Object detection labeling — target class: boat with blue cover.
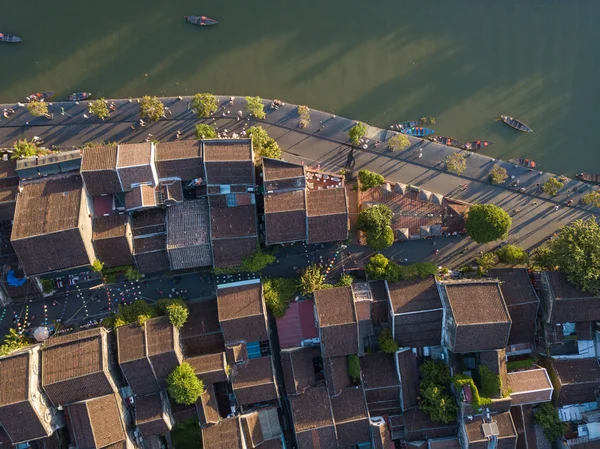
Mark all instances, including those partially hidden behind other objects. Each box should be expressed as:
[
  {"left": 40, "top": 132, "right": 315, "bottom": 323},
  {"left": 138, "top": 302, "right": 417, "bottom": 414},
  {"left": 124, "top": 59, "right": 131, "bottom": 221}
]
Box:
[{"left": 401, "top": 127, "right": 435, "bottom": 137}]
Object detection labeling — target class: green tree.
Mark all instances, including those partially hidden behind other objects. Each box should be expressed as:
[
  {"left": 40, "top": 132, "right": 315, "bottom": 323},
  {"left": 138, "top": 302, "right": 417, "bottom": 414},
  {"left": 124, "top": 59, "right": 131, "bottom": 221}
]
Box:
[
  {"left": 92, "top": 259, "right": 104, "bottom": 273},
  {"left": 368, "top": 226, "right": 394, "bottom": 251},
  {"left": 533, "top": 218, "right": 600, "bottom": 294},
  {"left": 335, "top": 274, "right": 353, "bottom": 287},
  {"left": 465, "top": 204, "right": 512, "bottom": 244},
  {"left": 543, "top": 177, "right": 563, "bottom": 196},
  {"left": 195, "top": 123, "right": 217, "bottom": 139},
  {"left": 349, "top": 122, "right": 367, "bottom": 145},
  {"left": 11, "top": 139, "right": 39, "bottom": 159},
  {"left": 246, "top": 126, "right": 281, "bottom": 160},
  {"left": 387, "top": 133, "right": 410, "bottom": 151},
  {"left": 139, "top": 96, "right": 164, "bottom": 122},
  {"left": 581, "top": 190, "right": 600, "bottom": 208},
  {"left": 297, "top": 105, "right": 311, "bottom": 128},
  {"left": 489, "top": 164, "right": 508, "bottom": 184},
  {"left": 419, "top": 360, "right": 456, "bottom": 423},
  {"left": 478, "top": 365, "right": 501, "bottom": 398},
  {"left": 240, "top": 248, "right": 276, "bottom": 272},
  {"left": 27, "top": 101, "right": 48, "bottom": 117},
  {"left": 125, "top": 266, "right": 142, "bottom": 281},
  {"left": 377, "top": 329, "right": 398, "bottom": 353},
  {"left": 191, "top": 93, "right": 218, "bottom": 118},
  {"left": 357, "top": 205, "right": 393, "bottom": 234},
  {"left": 263, "top": 278, "right": 297, "bottom": 318},
  {"left": 299, "top": 264, "right": 325, "bottom": 295},
  {"left": 167, "top": 362, "right": 205, "bottom": 405},
  {"left": 366, "top": 254, "right": 391, "bottom": 280},
  {"left": 89, "top": 98, "right": 109, "bottom": 120},
  {"left": 358, "top": 169, "right": 385, "bottom": 191},
  {"left": 445, "top": 152, "right": 467, "bottom": 175},
  {"left": 166, "top": 304, "right": 189, "bottom": 329},
  {"left": 534, "top": 403, "right": 564, "bottom": 442},
  {"left": 348, "top": 355, "right": 361, "bottom": 382},
  {"left": 476, "top": 252, "right": 499, "bottom": 272},
  {"left": 496, "top": 245, "right": 528, "bottom": 264},
  {"left": 0, "top": 329, "right": 30, "bottom": 356},
  {"left": 245, "top": 96, "right": 266, "bottom": 119}
]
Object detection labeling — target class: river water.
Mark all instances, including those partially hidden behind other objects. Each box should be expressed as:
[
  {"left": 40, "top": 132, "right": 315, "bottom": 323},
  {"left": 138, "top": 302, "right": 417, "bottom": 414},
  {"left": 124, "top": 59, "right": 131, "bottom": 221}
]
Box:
[{"left": 2, "top": 0, "right": 599, "bottom": 174}]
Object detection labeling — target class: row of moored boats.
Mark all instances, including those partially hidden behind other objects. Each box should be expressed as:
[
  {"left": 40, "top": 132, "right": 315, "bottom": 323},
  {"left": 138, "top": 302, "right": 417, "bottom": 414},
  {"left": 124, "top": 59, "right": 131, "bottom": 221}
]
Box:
[{"left": 25, "top": 91, "right": 92, "bottom": 103}]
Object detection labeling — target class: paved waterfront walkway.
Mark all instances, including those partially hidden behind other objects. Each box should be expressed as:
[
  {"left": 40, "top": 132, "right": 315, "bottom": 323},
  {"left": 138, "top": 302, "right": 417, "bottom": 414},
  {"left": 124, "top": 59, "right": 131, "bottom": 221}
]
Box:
[{"left": 0, "top": 95, "right": 599, "bottom": 266}]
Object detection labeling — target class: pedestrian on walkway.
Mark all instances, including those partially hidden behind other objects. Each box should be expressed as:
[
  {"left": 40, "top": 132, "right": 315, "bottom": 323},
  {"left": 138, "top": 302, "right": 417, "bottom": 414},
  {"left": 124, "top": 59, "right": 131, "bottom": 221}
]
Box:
[
  {"left": 139, "top": 119, "right": 145, "bottom": 127},
  {"left": 176, "top": 130, "right": 182, "bottom": 139},
  {"left": 164, "top": 106, "right": 172, "bottom": 115}
]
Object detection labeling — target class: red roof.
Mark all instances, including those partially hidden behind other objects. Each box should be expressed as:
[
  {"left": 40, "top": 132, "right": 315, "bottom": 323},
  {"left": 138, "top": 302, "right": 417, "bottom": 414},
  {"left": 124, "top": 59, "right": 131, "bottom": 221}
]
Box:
[
  {"left": 276, "top": 300, "right": 318, "bottom": 349},
  {"left": 93, "top": 195, "right": 113, "bottom": 216}
]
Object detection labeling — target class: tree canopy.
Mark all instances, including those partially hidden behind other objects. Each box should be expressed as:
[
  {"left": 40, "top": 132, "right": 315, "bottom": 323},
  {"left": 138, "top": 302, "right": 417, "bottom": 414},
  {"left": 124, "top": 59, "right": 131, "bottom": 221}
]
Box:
[
  {"left": 89, "top": 98, "right": 109, "bottom": 120},
  {"left": 366, "top": 254, "right": 437, "bottom": 283},
  {"left": 247, "top": 126, "right": 281, "bottom": 160},
  {"left": 358, "top": 169, "right": 384, "bottom": 191},
  {"left": 11, "top": 139, "right": 39, "bottom": 159},
  {"left": 263, "top": 277, "right": 297, "bottom": 318},
  {"left": 465, "top": 204, "right": 512, "bottom": 244},
  {"left": 543, "top": 177, "right": 563, "bottom": 196},
  {"left": 581, "top": 190, "right": 600, "bottom": 208},
  {"left": 191, "top": 93, "right": 218, "bottom": 118},
  {"left": 299, "top": 264, "right": 327, "bottom": 295},
  {"left": 496, "top": 244, "right": 528, "bottom": 264},
  {"left": 92, "top": 259, "right": 104, "bottom": 273},
  {"left": 240, "top": 248, "right": 276, "bottom": 272},
  {"left": 476, "top": 252, "right": 499, "bottom": 272},
  {"left": 387, "top": 134, "right": 410, "bottom": 151},
  {"left": 534, "top": 403, "right": 564, "bottom": 442},
  {"left": 245, "top": 96, "right": 266, "bottom": 119},
  {"left": 27, "top": 101, "right": 48, "bottom": 117},
  {"left": 357, "top": 205, "right": 394, "bottom": 251},
  {"left": 445, "top": 152, "right": 467, "bottom": 175},
  {"left": 489, "top": 164, "right": 508, "bottom": 184},
  {"left": 348, "top": 355, "right": 361, "bottom": 382},
  {"left": 166, "top": 304, "right": 189, "bottom": 328},
  {"left": 139, "top": 96, "right": 164, "bottom": 121},
  {"left": 419, "top": 360, "right": 456, "bottom": 423},
  {"left": 349, "top": 122, "right": 367, "bottom": 145},
  {"left": 377, "top": 329, "right": 398, "bottom": 353},
  {"left": 533, "top": 218, "right": 600, "bottom": 295},
  {"left": 195, "top": 123, "right": 217, "bottom": 139},
  {"left": 167, "top": 362, "right": 205, "bottom": 405}
]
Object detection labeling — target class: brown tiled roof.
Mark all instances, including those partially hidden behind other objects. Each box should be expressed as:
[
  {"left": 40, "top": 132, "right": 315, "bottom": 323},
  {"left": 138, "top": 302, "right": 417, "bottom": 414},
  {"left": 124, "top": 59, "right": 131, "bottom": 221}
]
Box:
[
  {"left": 116, "top": 143, "right": 152, "bottom": 167},
  {"left": 241, "top": 412, "right": 264, "bottom": 448},
  {"left": 544, "top": 271, "right": 600, "bottom": 323},
  {"left": 396, "top": 349, "right": 418, "bottom": 410},
  {"left": 330, "top": 386, "right": 370, "bottom": 446},
  {"left": 146, "top": 317, "right": 181, "bottom": 389},
  {"left": 281, "top": 347, "right": 317, "bottom": 396},
  {"left": 134, "top": 234, "right": 166, "bottom": 254},
  {"left": 371, "top": 421, "right": 394, "bottom": 449},
  {"left": 388, "top": 278, "right": 441, "bottom": 314},
  {"left": 306, "top": 188, "right": 347, "bottom": 216},
  {"left": 290, "top": 387, "right": 333, "bottom": 432},
  {"left": 258, "top": 437, "right": 284, "bottom": 449},
  {"left": 0, "top": 159, "right": 17, "bottom": 179},
  {"left": 212, "top": 237, "right": 257, "bottom": 268},
  {"left": 184, "top": 332, "right": 225, "bottom": 358},
  {"left": 507, "top": 368, "right": 553, "bottom": 406},
  {"left": 552, "top": 359, "right": 600, "bottom": 406},
  {"left": 0, "top": 351, "right": 29, "bottom": 405},
  {"left": 167, "top": 199, "right": 212, "bottom": 269},
  {"left": 155, "top": 140, "right": 203, "bottom": 181},
  {"left": 92, "top": 215, "right": 133, "bottom": 268},
  {"left": 135, "top": 250, "right": 169, "bottom": 274},
  {"left": 307, "top": 214, "right": 348, "bottom": 244},
  {"left": 323, "top": 356, "right": 351, "bottom": 397},
  {"left": 187, "top": 353, "right": 228, "bottom": 384},
  {"left": 117, "top": 324, "right": 145, "bottom": 362},
  {"left": 204, "top": 161, "right": 255, "bottom": 185},
  {"left": 428, "top": 438, "right": 461, "bottom": 449},
  {"left": 67, "top": 394, "right": 126, "bottom": 449},
  {"left": 116, "top": 325, "right": 160, "bottom": 396},
  {"left": 0, "top": 185, "right": 17, "bottom": 203},
  {"left": 80, "top": 145, "right": 122, "bottom": 195},
  {"left": 0, "top": 426, "right": 11, "bottom": 446},
  {"left": 361, "top": 353, "right": 399, "bottom": 390},
  {"left": 265, "top": 210, "right": 307, "bottom": 244},
  {"left": 226, "top": 342, "right": 248, "bottom": 365},
  {"left": 131, "top": 209, "right": 166, "bottom": 235},
  {"left": 232, "top": 357, "right": 277, "bottom": 406},
  {"left": 394, "top": 309, "right": 443, "bottom": 348},
  {"left": 197, "top": 383, "right": 220, "bottom": 426},
  {"left": 0, "top": 201, "right": 16, "bottom": 221},
  {"left": 81, "top": 145, "right": 118, "bottom": 171},
  {"left": 121, "top": 358, "right": 159, "bottom": 396},
  {"left": 135, "top": 393, "right": 169, "bottom": 437},
  {"left": 296, "top": 427, "right": 337, "bottom": 449},
  {"left": 202, "top": 416, "right": 244, "bottom": 449},
  {"left": 209, "top": 198, "right": 257, "bottom": 239},
  {"left": 93, "top": 215, "right": 128, "bottom": 239},
  {"left": 464, "top": 412, "right": 516, "bottom": 446},
  {"left": 314, "top": 287, "right": 358, "bottom": 357},
  {"left": 42, "top": 328, "right": 115, "bottom": 406},
  {"left": 12, "top": 175, "right": 83, "bottom": 239},
  {"left": 262, "top": 157, "right": 305, "bottom": 181},
  {"left": 403, "top": 407, "right": 457, "bottom": 441},
  {"left": 180, "top": 300, "right": 221, "bottom": 341},
  {"left": 124, "top": 184, "right": 155, "bottom": 210},
  {"left": 217, "top": 283, "right": 267, "bottom": 342},
  {"left": 203, "top": 140, "right": 252, "bottom": 161},
  {"left": 264, "top": 190, "right": 306, "bottom": 213}
]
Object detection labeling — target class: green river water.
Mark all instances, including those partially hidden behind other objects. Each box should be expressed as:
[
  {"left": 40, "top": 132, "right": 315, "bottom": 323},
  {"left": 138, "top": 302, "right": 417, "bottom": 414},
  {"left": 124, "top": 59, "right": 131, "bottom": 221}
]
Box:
[{"left": 1, "top": 0, "right": 599, "bottom": 175}]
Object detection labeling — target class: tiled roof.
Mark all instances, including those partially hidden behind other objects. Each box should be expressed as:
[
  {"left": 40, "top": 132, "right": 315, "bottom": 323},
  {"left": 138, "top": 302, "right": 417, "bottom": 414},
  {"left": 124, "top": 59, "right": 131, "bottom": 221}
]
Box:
[
  {"left": 203, "top": 140, "right": 252, "bottom": 162},
  {"left": 361, "top": 353, "right": 399, "bottom": 390},
  {"left": 388, "top": 278, "right": 441, "bottom": 314},
  {"left": 204, "top": 161, "right": 255, "bottom": 185},
  {"left": 276, "top": 300, "right": 318, "bottom": 349},
  {"left": 116, "top": 143, "right": 152, "bottom": 167},
  {"left": 396, "top": 349, "right": 418, "bottom": 410},
  {"left": 92, "top": 215, "right": 133, "bottom": 268},
  {"left": 166, "top": 199, "right": 212, "bottom": 269},
  {"left": 0, "top": 351, "right": 29, "bottom": 405},
  {"left": 197, "top": 383, "right": 220, "bottom": 426},
  {"left": 134, "top": 234, "right": 166, "bottom": 253},
  {"left": 42, "top": 328, "right": 115, "bottom": 406},
  {"left": 116, "top": 325, "right": 160, "bottom": 396},
  {"left": 428, "top": 438, "right": 461, "bottom": 449},
  {"left": 187, "top": 353, "right": 228, "bottom": 384},
  {"left": 0, "top": 159, "right": 17, "bottom": 179},
  {"left": 202, "top": 416, "right": 244, "bottom": 449},
  {"left": 307, "top": 214, "right": 348, "bottom": 244},
  {"left": 145, "top": 317, "right": 181, "bottom": 389},
  {"left": 264, "top": 190, "right": 306, "bottom": 213},
  {"left": 135, "top": 393, "right": 169, "bottom": 437},
  {"left": 552, "top": 359, "right": 600, "bottom": 406},
  {"left": 394, "top": 308, "right": 443, "bottom": 348},
  {"left": 507, "top": 368, "right": 553, "bottom": 405},
  {"left": 464, "top": 412, "right": 516, "bottom": 446},
  {"left": 131, "top": 209, "right": 166, "bottom": 235},
  {"left": 241, "top": 412, "right": 264, "bottom": 448},
  {"left": 262, "top": 157, "right": 304, "bottom": 181},
  {"left": 135, "top": 250, "right": 170, "bottom": 274},
  {"left": 209, "top": 198, "right": 257, "bottom": 239},
  {"left": 124, "top": 184, "right": 156, "bottom": 210},
  {"left": 80, "top": 145, "right": 122, "bottom": 195},
  {"left": 281, "top": 347, "right": 317, "bottom": 396},
  {"left": 93, "top": 214, "right": 128, "bottom": 239},
  {"left": 371, "top": 420, "right": 394, "bottom": 449},
  {"left": 67, "top": 394, "right": 126, "bottom": 449},
  {"left": 323, "top": 356, "right": 351, "bottom": 397},
  {"left": 155, "top": 140, "right": 203, "bottom": 181},
  {"left": 81, "top": 145, "right": 118, "bottom": 171},
  {"left": 231, "top": 356, "right": 277, "bottom": 406},
  {"left": 314, "top": 287, "right": 358, "bottom": 358},
  {"left": 296, "top": 426, "right": 337, "bottom": 449},
  {"left": 306, "top": 188, "right": 347, "bottom": 216},
  {"left": 544, "top": 272, "right": 600, "bottom": 323},
  {"left": 403, "top": 407, "right": 457, "bottom": 441},
  {"left": 217, "top": 283, "right": 267, "bottom": 342},
  {"left": 212, "top": 237, "right": 257, "bottom": 268},
  {"left": 226, "top": 342, "right": 248, "bottom": 365},
  {"left": 265, "top": 209, "right": 307, "bottom": 244},
  {"left": 290, "top": 387, "right": 333, "bottom": 432},
  {"left": 12, "top": 175, "right": 83, "bottom": 239},
  {"left": 330, "top": 387, "right": 370, "bottom": 447},
  {"left": 180, "top": 300, "right": 223, "bottom": 357}
]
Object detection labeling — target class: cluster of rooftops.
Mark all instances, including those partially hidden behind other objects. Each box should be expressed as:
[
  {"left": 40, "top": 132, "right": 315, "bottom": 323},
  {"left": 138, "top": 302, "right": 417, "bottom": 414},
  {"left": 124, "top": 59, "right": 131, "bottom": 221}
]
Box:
[
  {"left": 1, "top": 139, "right": 349, "bottom": 278},
  {"left": 2, "top": 267, "right": 600, "bottom": 448}
]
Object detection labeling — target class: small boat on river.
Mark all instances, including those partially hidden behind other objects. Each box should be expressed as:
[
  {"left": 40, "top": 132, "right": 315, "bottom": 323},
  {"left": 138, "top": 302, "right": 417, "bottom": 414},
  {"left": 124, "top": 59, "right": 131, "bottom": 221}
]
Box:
[
  {"left": 501, "top": 115, "right": 533, "bottom": 133},
  {"left": 393, "top": 120, "right": 420, "bottom": 130},
  {"left": 429, "top": 136, "right": 464, "bottom": 148},
  {"left": 185, "top": 15, "right": 218, "bottom": 26},
  {"left": 401, "top": 127, "right": 435, "bottom": 137},
  {"left": 0, "top": 33, "right": 22, "bottom": 43},
  {"left": 576, "top": 173, "right": 600, "bottom": 184},
  {"left": 509, "top": 158, "right": 537, "bottom": 168},
  {"left": 25, "top": 92, "right": 54, "bottom": 102},
  {"left": 67, "top": 92, "right": 92, "bottom": 102},
  {"left": 463, "top": 140, "right": 493, "bottom": 151}
]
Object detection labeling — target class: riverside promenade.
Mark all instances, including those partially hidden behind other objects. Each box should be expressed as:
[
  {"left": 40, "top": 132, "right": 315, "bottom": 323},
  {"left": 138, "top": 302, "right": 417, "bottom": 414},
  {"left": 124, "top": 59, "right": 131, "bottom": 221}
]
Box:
[{"left": 0, "top": 95, "right": 599, "bottom": 266}]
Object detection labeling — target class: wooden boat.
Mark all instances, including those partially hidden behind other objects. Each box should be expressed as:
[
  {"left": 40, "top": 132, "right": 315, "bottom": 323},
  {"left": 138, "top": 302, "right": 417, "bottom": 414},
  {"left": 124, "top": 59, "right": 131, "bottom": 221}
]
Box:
[
  {"left": 185, "top": 15, "right": 218, "bottom": 26},
  {"left": 501, "top": 115, "right": 533, "bottom": 133},
  {"left": 25, "top": 92, "right": 54, "bottom": 102},
  {"left": 0, "top": 33, "right": 22, "bottom": 43},
  {"left": 509, "top": 158, "right": 537, "bottom": 168},
  {"left": 429, "top": 136, "right": 464, "bottom": 148},
  {"left": 67, "top": 92, "right": 92, "bottom": 102},
  {"left": 394, "top": 121, "right": 420, "bottom": 130},
  {"left": 401, "top": 127, "right": 435, "bottom": 137},
  {"left": 463, "top": 140, "right": 493, "bottom": 151},
  {"left": 576, "top": 173, "right": 600, "bottom": 184}
]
